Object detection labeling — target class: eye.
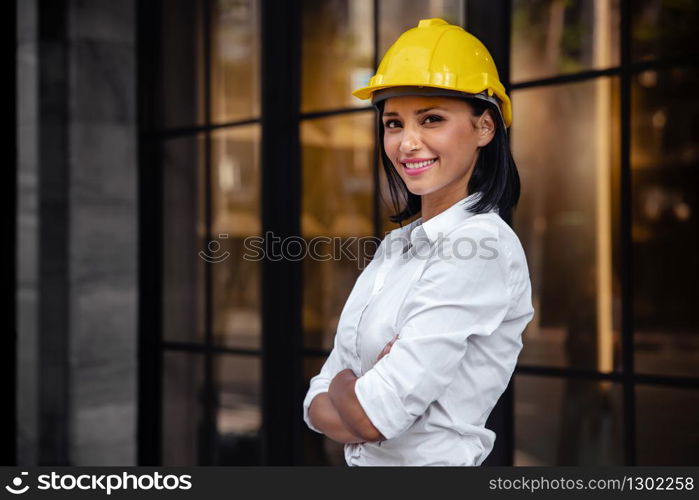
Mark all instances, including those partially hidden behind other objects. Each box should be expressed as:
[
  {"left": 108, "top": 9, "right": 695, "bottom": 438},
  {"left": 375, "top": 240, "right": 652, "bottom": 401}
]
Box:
[
  {"left": 423, "top": 114, "right": 443, "bottom": 124},
  {"left": 384, "top": 119, "right": 401, "bottom": 129}
]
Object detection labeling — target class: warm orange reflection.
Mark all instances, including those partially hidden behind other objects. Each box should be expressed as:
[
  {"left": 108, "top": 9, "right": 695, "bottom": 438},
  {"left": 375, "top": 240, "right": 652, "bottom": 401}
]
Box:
[
  {"left": 378, "top": 0, "right": 464, "bottom": 56},
  {"left": 301, "top": 113, "right": 375, "bottom": 351},
  {"left": 301, "top": 0, "right": 374, "bottom": 112},
  {"left": 211, "top": 126, "right": 262, "bottom": 350},
  {"left": 211, "top": 0, "right": 260, "bottom": 122},
  {"left": 512, "top": 77, "right": 621, "bottom": 372},
  {"left": 511, "top": 0, "right": 620, "bottom": 83},
  {"left": 631, "top": 67, "right": 699, "bottom": 378}
]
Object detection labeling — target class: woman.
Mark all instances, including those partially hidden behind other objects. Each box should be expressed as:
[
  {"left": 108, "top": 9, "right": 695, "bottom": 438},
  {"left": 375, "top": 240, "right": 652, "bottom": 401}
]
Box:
[{"left": 303, "top": 18, "right": 535, "bottom": 466}]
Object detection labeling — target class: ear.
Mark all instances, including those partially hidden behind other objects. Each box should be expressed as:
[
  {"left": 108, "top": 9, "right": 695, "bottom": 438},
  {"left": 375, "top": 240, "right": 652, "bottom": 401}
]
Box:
[{"left": 476, "top": 110, "right": 496, "bottom": 147}]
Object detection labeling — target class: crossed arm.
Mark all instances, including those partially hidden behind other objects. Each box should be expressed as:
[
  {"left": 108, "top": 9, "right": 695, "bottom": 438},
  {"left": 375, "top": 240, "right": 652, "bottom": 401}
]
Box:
[
  {"left": 307, "top": 336, "right": 398, "bottom": 443},
  {"left": 308, "top": 377, "right": 383, "bottom": 443},
  {"left": 308, "top": 369, "right": 386, "bottom": 443}
]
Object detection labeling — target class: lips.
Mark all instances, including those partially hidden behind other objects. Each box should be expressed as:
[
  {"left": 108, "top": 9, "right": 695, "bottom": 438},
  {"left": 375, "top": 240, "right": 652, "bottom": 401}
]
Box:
[{"left": 401, "top": 158, "right": 438, "bottom": 176}]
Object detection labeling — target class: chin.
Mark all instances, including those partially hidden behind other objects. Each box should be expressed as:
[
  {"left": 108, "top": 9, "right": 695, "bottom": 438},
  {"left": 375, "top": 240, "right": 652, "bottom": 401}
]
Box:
[{"left": 404, "top": 183, "right": 438, "bottom": 196}]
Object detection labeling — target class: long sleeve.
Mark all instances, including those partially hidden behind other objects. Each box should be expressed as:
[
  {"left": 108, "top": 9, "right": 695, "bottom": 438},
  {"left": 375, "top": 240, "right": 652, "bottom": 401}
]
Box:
[
  {"left": 353, "top": 222, "right": 513, "bottom": 440},
  {"left": 302, "top": 341, "right": 345, "bottom": 434}
]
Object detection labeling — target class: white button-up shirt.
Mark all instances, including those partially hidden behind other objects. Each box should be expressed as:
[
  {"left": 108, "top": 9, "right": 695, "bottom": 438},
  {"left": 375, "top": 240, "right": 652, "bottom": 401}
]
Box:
[{"left": 302, "top": 191, "right": 535, "bottom": 466}]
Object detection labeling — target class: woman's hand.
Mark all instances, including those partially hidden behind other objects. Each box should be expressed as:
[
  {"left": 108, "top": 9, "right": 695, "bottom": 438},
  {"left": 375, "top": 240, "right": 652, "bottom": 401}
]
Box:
[{"left": 376, "top": 333, "right": 400, "bottom": 363}]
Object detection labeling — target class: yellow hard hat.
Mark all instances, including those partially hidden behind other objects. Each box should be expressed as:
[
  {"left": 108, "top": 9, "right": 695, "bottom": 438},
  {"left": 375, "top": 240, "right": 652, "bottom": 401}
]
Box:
[{"left": 352, "top": 18, "right": 512, "bottom": 128}]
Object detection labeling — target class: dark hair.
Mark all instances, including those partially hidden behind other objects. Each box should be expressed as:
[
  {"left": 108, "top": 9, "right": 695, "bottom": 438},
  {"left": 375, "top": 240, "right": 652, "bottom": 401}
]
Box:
[{"left": 376, "top": 97, "right": 521, "bottom": 226}]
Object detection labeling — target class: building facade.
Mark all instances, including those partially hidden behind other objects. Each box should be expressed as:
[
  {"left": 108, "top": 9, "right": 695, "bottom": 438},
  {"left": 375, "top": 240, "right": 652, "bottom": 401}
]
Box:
[{"left": 10, "top": 0, "right": 699, "bottom": 466}]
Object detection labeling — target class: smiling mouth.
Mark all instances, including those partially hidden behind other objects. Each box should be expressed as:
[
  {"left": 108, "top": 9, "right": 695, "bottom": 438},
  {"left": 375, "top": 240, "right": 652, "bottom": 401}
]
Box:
[
  {"left": 402, "top": 158, "right": 437, "bottom": 169},
  {"left": 401, "top": 158, "right": 438, "bottom": 175}
]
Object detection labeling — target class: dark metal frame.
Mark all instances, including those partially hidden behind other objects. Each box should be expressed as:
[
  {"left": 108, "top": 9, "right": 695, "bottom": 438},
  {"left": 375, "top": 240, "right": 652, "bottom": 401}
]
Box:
[
  {"left": 137, "top": 0, "right": 164, "bottom": 466},
  {"left": 136, "top": 0, "right": 699, "bottom": 466}
]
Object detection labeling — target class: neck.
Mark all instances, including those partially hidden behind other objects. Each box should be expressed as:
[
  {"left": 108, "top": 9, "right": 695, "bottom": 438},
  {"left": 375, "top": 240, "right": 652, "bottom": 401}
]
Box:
[
  {"left": 420, "top": 177, "right": 473, "bottom": 223},
  {"left": 420, "top": 151, "right": 478, "bottom": 223}
]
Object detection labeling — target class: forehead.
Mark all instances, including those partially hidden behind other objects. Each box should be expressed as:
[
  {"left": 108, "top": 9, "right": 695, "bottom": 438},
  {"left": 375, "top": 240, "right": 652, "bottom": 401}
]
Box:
[{"left": 383, "top": 95, "right": 466, "bottom": 113}]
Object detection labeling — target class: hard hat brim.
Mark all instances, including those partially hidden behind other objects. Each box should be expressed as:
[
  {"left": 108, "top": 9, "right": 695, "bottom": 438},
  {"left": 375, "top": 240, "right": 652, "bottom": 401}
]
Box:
[{"left": 356, "top": 84, "right": 512, "bottom": 128}]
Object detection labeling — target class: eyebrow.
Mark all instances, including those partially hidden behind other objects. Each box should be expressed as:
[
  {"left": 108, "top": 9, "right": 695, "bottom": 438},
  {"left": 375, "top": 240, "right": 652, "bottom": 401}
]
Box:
[{"left": 382, "top": 106, "right": 448, "bottom": 117}]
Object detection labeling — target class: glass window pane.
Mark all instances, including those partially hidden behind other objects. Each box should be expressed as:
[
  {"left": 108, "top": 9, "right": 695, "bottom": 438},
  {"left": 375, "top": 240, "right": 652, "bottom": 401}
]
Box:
[
  {"left": 511, "top": 0, "right": 620, "bottom": 83},
  {"left": 162, "top": 135, "right": 206, "bottom": 344},
  {"left": 214, "top": 355, "right": 262, "bottom": 465},
  {"left": 632, "top": 0, "right": 699, "bottom": 61},
  {"left": 636, "top": 385, "right": 699, "bottom": 465},
  {"left": 302, "top": 0, "right": 374, "bottom": 113},
  {"left": 514, "top": 375, "right": 624, "bottom": 465},
  {"left": 157, "top": 0, "right": 205, "bottom": 129},
  {"left": 301, "top": 112, "right": 376, "bottom": 350},
  {"left": 512, "top": 77, "right": 622, "bottom": 373},
  {"left": 211, "top": 0, "right": 261, "bottom": 123},
  {"left": 632, "top": 67, "right": 699, "bottom": 378},
  {"left": 211, "top": 126, "right": 262, "bottom": 349},
  {"left": 303, "top": 356, "right": 347, "bottom": 465},
  {"left": 378, "top": 0, "right": 465, "bottom": 57},
  {"left": 162, "top": 352, "right": 204, "bottom": 465}
]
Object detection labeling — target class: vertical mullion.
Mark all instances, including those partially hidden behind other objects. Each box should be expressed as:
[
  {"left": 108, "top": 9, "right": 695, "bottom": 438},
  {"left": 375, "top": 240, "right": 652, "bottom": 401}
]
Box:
[
  {"left": 201, "top": 0, "right": 216, "bottom": 466},
  {"left": 619, "top": 0, "right": 636, "bottom": 466},
  {"left": 260, "top": 0, "right": 302, "bottom": 465},
  {"left": 137, "top": 0, "right": 164, "bottom": 465}
]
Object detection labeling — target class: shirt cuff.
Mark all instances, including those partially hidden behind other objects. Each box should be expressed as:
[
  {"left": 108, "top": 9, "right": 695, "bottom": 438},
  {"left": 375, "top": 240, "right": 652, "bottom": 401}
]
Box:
[
  {"left": 354, "top": 367, "right": 415, "bottom": 441},
  {"left": 302, "top": 383, "right": 330, "bottom": 434}
]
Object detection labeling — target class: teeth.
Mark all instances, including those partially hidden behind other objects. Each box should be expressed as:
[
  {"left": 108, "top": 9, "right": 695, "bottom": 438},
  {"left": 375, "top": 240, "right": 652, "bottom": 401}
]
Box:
[{"left": 405, "top": 158, "right": 436, "bottom": 169}]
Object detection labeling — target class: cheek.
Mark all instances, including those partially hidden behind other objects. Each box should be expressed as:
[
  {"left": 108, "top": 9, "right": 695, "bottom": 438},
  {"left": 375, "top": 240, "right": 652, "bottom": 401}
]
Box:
[
  {"left": 384, "top": 135, "right": 401, "bottom": 159},
  {"left": 438, "top": 129, "right": 476, "bottom": 162}
]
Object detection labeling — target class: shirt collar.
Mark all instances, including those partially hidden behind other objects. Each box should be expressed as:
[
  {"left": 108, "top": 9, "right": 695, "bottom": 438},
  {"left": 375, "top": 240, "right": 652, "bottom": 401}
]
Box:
[{"left": 410, "top": 191, "right": 495, "bottom": 245}]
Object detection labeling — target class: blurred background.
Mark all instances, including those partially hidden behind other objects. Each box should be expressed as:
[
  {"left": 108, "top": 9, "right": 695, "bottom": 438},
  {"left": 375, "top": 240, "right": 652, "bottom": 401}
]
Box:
[{"left": 8, "top": 0, "right": 698, "bottom": 466}]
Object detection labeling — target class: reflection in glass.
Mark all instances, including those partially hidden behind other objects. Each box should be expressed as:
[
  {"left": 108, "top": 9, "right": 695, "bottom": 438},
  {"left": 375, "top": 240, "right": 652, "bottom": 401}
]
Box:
[
  {"left": 511, "top": 0, "right": 620, "bottom": 83},
  {"left": 214, "top": 355, "right": 262, "bottom": 465},
  {"left": 631, "top": 67, "right": 699, "bottom": 378},
  {"left": 303, "top": 356, "right": 347, "bottom": 466},
  {"left": 301, "top": 112, "right": 375, "bottom": 350},
  {"left": 302, "top": 0, "right": 374, "bottom": 112},
  {"left": 211, "top": 0, "right": 261, "bottom": 123},
  {"left": 514, "top": 375, "right": 623, "bottom": 465},
  {"left": 636, "top": 385, "right": 699, "bottom": 465},
  {"left": 512, "top": 77, "right": 622, "bottom": 372},
  {"left": 378, "top": 0, "right": 465, "bottom": 56},
  {"left": 162, "top": 135, "right": 206, "bottom": 344},
  {"left": 162, "top": 352, "right": 204, "bottom": 465},
  {"left": 632, "top": 0, "right": 699, "bottom": 61},
  {"left": 211, "top": 126, "right": 261, "bottom": 349},
  {"left": 157, "top": 0, "right": 205, "bottom": 129}
]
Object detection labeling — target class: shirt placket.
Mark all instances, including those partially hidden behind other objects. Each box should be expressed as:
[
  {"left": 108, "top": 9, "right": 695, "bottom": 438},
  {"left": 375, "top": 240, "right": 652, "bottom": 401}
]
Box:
[{"left": 354, "top": 237, "right": 410, "bottom": 376}]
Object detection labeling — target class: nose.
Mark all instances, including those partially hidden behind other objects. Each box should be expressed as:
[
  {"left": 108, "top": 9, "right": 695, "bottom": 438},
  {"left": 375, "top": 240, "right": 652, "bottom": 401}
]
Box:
[{"left": 399, "top": 125, "right": 422, "bottom": 154}]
